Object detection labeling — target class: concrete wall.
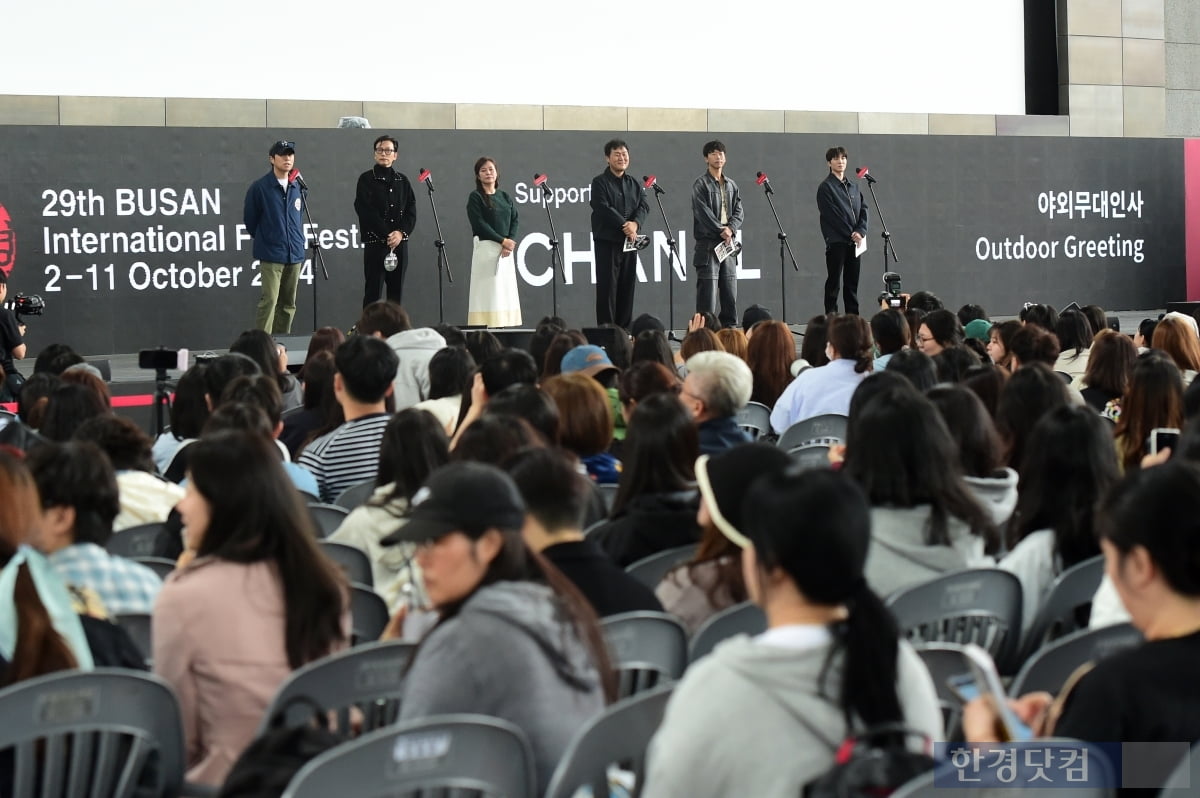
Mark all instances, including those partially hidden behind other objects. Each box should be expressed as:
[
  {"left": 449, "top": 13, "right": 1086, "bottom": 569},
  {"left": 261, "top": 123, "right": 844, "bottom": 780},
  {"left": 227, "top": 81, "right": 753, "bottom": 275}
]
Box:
[{"left": 1166, "top": 0, "right": 1200, "bottom": 135}]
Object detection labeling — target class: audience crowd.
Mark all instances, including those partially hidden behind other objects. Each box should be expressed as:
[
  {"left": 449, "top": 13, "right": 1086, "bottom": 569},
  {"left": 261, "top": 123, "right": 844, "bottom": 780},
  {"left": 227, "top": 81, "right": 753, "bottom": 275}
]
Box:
[{"left": 1, "top": 293, "right": 1198, "bottom": 795}]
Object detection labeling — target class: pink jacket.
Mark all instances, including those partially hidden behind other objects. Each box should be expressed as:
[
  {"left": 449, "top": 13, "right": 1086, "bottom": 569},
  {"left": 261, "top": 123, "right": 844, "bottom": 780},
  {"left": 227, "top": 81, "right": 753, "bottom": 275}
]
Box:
[{"left": 152, "top": 557, "right": 346, "bottom": 786}]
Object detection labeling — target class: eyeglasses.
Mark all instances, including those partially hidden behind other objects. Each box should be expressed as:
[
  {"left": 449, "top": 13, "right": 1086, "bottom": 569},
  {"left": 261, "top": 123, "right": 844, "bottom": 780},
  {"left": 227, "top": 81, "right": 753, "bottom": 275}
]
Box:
[
  {"left": 918, "top": 335, "right": 936, "bottom": 344},
  {"left": 375, "top": 148, "right": 396, "bottom": 155}
]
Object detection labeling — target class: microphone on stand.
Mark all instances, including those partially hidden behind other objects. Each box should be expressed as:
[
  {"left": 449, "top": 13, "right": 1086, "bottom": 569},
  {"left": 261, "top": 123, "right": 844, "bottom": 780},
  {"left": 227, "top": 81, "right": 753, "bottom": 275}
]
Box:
[
  {"left": 642, "top": 175, "right": 664, "bottom": 195},
  {"left": 756, "top": 171, "right": 773, "bottom": 195},
  {"left": 855, "top": 166, "right": 877, "bottom": 185},
  {"left": 418, "top": 168, "right": 435, "bottom": 192},
  {"left": 288, "top": 169, "right": 309, "bottom": 191}
]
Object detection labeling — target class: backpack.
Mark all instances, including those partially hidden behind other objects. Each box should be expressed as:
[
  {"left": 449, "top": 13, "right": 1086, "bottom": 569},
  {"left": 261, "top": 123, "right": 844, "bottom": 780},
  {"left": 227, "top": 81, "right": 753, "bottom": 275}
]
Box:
[
  {"left": 804, "top": 725, "right": 935, "bottom": 798},
  {"left": 218, "top": 697, "right": 347, "bottom": 798}
]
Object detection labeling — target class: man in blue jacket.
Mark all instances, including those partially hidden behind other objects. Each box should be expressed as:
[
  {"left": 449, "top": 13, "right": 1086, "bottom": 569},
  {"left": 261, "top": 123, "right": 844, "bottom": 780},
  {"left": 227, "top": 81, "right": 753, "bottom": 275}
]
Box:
[
  {"left": 816, "top": 146, "right": 868, "bottom": 315},
  {"left": 244, "top": 139, "right": 307, "bottom": 333}
]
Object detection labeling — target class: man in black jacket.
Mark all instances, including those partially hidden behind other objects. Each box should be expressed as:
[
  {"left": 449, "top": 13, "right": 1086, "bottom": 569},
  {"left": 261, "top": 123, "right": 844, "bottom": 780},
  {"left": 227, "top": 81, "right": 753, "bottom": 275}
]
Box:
[
  {"left": 354, "top": 135, "right": 417, "bottom": 307},
  {"left": 816, "top": 146, "right": 868, "bottom": 315},
  {"left": 590, "top": 139, "right": 649, "bottom": 328}
]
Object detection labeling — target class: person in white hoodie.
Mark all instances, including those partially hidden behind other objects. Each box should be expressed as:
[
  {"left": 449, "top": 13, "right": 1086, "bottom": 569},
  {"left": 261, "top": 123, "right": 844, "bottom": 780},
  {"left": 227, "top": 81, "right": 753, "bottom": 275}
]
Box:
[
  {"left": 355, "top": 300, "right": 446, "bottom": 410},
  {"left": 842, "top": 383, "right": 998, "bottom": 597},
  {"left": 642, "top": 468, "right": 942, "bottom": 798}
]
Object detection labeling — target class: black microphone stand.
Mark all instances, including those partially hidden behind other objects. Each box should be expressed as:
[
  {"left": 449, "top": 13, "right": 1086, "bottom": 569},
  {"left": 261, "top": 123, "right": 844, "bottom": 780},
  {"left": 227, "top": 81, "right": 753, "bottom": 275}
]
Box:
[
  {"left": 862, "top": 177, "right": 900, "bottom": 273},
  {"left": 536, "top": 180, "right": 566, "bottom": 318},
  {"left": 298, "top": 187, "right": 329, "bottom": 333},
  {"left": 646, "top": 182, "right": 685, "bottom": 341},
  {"left": 759, "top": 179, "right": 799, "bottom": 324},
  {"left": 421, "top": 178, "right": 454, "bottom": 324}
]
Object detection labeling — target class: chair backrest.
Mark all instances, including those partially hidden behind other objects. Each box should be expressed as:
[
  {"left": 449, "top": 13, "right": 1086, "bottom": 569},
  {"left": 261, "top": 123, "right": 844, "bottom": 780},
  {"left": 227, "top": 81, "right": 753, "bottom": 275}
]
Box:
[
  {"left": 734, "top": 401, "right": 772, "bottom": 440},
  {"left": 281, "top": 714, "right": 536, "bottom": 798},
  {"left": 688, "top": 601, "right": 766, "bottom": 663},
  {"left": 624, "top": 544, "right": 699, "bottom": 589},
  {"left": 777, "top": 413, "right": 848, "bottom": 452},
  {"left": 307, "top": 502, "right": 350, "bottom": 539},
  {"left": 1020, "top": 555, "right": 1106, "bottom": 660},
  {"left": 333, "top": 478, "right": 376, "bottom": 511},
  {"left": 350, "top": 585, "right": 391, "bottom": 645},
  {"left": 596, "top": 482, "right": 619, "bottom": 512},
  {"left": 105, "top": 522, "right": 175, "bottom": 558},
  {"left": 259, "top": 639, "right": 417, "bottom": 738},
  {"left": 543, "top": 683, "right": 674, "bottom": 798},
  {"left": 1010, "top": 623, "right": 1143, "bottom": 697},
  {"left": 114, "top": 613, "right": 154, "bottom": 667},
  {"left": 788, "top": 443, "right": 833, "bottom": 470},
  {"left": 132, "top": 556, "right": 176, "bottom": 580},
  {"left": 600, "top": 611, "right": 688, "bottom": 699},
  {"left": 885, "top": 568, "right": 1023, "bottom": 674},
  {"left": 0, "top": 669, "right": 185, "bottom": 798},
  {"left": 912, "top": 643, "right": 974, "bottom": 737},
  {"left": 319, "top": 541, "right": 374, "bottom": 588}
]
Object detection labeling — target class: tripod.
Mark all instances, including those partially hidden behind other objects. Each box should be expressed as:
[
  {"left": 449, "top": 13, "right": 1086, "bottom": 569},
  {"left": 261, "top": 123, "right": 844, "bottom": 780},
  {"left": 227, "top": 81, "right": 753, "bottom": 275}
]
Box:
[
  {"left": 646, "top": 181, "right": 685, "bottom": 341},
  {"left": 299, "top": 188, "right": 329, "bottom": 332},
  {"left": 759, "top": 179, "right": 799, "bottom": 323},
  {"left": 537, "top": 180, "right": 567, "bottom": 318},
  {"left": 421, "top": 179, "right": 454, "bottom": 324},
  {"left": 152, "top": 367, "right": 173, "bottom": 438},
  {"left": 862, "top": 176, "right": 900, "bottom": 273}
]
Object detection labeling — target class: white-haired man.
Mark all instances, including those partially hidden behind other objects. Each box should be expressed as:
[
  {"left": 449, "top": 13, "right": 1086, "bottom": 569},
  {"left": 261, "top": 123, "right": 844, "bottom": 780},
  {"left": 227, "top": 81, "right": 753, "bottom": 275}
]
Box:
[{"left": 680, "top": 351, "right": 752, "bottom": 455}]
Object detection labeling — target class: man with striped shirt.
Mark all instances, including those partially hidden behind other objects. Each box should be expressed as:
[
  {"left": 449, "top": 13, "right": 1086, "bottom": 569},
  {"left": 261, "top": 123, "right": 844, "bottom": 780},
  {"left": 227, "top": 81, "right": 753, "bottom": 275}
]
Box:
[{"left": 298, "top": 335, "right": 399, "bottom": 502}]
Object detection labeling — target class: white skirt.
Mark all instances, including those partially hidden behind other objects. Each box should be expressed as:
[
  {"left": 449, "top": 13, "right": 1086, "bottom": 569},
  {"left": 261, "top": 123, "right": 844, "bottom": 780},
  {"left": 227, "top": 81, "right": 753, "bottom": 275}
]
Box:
[{"left": 467, "top": 237, "right": 522, "bottom": 328}]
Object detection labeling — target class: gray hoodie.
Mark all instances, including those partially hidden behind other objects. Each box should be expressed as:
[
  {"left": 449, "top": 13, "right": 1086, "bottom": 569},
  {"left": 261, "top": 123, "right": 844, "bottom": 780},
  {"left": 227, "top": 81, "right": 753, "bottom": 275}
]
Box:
[
  {"left": 865, "top": 505, "right": 994, "bottom": 597},
  {"left": 385, "top": 327, "right": 446, "bottom": 410},
  {"left": 641, "top": 632, "right": 942, "bottom": 798},
  {"left": 963, "top": 467, "right": 1019, "bottom": 528},
  {"left": 400, "top": 580, "right": 605, "bottom": 793}
]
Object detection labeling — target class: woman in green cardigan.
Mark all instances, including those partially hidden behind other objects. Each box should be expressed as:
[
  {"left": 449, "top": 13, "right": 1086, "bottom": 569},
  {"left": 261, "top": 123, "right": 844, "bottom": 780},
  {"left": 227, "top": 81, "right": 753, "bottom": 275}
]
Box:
[{"left": 466, "top": 157, "right": 522, "bottom": 327}]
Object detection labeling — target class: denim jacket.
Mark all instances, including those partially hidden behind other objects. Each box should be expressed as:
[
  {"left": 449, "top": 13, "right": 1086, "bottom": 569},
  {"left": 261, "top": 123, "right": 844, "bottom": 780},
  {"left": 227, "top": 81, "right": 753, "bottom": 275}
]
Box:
[{"left": 692, "top": 172, "right": 744, "bottom": 241}]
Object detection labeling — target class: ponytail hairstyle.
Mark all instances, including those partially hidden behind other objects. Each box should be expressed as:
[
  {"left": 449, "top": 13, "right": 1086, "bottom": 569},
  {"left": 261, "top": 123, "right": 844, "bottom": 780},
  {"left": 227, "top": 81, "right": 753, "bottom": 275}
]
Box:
[
  {"left": 742, "top": 467, "right": 903, "bottom": 728},
  {"left": 0, "top": 450, "right": 79, "bottom": 685},
  {"left": 828, "top": 314, "right": 875, "bottom": 374}
]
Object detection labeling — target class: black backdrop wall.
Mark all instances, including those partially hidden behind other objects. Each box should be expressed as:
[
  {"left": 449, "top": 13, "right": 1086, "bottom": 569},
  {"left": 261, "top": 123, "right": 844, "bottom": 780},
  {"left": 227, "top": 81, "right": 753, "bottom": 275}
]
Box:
[{"left": 0, "top": 126, "right": 1184, "bottom": 355}]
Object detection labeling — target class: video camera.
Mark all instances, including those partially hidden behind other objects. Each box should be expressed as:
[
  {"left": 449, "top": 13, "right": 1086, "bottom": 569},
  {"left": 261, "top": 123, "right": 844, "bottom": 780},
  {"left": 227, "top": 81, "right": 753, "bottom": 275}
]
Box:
[
  {"left": 878, "top": 272, "right": 904, "bottom": 310},
  {"left": 8, "top": 293, "right": 45, "bottom": 324}
]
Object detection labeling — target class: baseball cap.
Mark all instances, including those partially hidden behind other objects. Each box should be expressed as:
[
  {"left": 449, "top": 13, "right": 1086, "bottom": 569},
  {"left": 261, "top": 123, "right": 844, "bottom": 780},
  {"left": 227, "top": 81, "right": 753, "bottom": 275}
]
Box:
[
  {"left": 695, "top": 443, "right": 793, "bottom": 549},
  {"left": 269, "top": 140, "right": 296, "bottom": 157},
  {"left": 379, "top": 462, "right": 526, "bottom": 545},
  {"left": 964, "top": 319, "right": 992, "bottom": 342},
  {"left": 561, "top": 344, "right": 617, "bottom": 378}
]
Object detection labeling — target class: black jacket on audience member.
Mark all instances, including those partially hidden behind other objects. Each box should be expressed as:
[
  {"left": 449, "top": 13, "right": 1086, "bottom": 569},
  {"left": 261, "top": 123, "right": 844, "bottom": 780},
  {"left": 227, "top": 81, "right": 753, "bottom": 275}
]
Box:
[
  {"left": 590, "top": 490, "right": 701, "bottom": 567},
  {"left": 541, "top": 539, "right": 663, "bottom": 617}
]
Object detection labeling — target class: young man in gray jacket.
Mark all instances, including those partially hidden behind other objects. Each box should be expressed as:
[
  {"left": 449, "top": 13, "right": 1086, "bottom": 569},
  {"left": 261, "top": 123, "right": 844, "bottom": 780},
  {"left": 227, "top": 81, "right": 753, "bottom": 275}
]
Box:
[{"left": 692, "top": 140, "right": 744, "bottom": 328}]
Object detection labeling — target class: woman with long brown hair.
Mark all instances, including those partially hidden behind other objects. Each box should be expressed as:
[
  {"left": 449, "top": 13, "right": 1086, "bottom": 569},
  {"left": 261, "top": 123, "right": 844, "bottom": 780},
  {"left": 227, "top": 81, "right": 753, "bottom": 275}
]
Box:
[
  {"left": 746, "top": 320, "right": 797, "bottom": 409},
  {"left": 0, "top": 449, "right": 91, "bottom": 685},
  {"left": 1113, "top": 351, "right": 1185, "bottom": 472}
]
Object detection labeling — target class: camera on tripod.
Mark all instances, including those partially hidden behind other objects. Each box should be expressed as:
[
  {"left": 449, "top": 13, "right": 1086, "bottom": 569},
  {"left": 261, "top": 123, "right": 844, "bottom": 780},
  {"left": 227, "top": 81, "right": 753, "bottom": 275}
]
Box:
[
  {"left": 138, "top": 347, "right": 189, "bottom": 372},
  {"left": 878, "top": 272, "right": 904, "bottom": 310}
]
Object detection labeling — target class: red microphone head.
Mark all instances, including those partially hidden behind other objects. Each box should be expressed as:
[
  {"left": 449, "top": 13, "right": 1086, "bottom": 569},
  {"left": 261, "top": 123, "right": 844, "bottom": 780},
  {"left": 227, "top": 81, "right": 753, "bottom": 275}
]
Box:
[
  {"left": 643, "top": 175, "right": 656, "bottom": 189},
  {"left": 288, "top": 168, "right": 299, "bottom": 183},
  {"left": 418, "top": 168, "right": 431, "bottom": 182},
  {"left": 533, "top": 173, "right": 548, "bottom": 187},
  {"left": 855, "top": 167, "right": 869, "bottom": 179},
  {"left": 756, "top": 172, "right": 769, "bottom": 185}
]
